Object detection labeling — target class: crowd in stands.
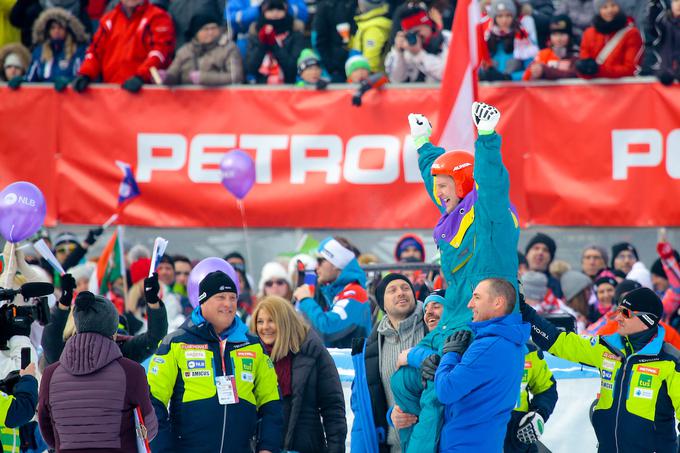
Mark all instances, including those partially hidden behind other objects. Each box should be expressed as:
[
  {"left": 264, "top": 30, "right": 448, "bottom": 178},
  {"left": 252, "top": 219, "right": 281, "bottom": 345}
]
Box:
[
  {"left": 2, "top": 220, "right": 680, "bottom": 451},
  {"left": 0, "top": 0, "right": 678, "bottom": 93}
]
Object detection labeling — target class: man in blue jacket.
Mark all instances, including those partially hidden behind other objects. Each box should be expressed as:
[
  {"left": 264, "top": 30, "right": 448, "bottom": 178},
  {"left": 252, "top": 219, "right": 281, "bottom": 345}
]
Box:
[
  {"left": 294, "top": 236, "right": 372, "bottom": 348},
  {"left": 435, "top": 277, "right": 530, "bottom": 452},
  {"left": 394, "top": 101, "right": 521, "bottom": 452}
]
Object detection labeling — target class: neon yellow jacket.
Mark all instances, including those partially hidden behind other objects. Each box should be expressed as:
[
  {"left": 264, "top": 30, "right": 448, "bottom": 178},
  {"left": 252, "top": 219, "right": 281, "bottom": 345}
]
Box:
[{"left": 350, "top": 4, "right": 391, "bottom": 72}]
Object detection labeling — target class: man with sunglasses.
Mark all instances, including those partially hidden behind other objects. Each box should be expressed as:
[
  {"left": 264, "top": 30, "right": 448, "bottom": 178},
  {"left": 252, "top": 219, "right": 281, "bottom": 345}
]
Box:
[{"left": 521, "top": 287, "right": 680, "bottom": 453}]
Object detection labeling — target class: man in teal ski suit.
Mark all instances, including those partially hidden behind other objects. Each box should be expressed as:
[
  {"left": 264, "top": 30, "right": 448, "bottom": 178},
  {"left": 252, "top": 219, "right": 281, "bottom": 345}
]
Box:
[{"left": 390, "top": 102, "right": 520, "bottom": 452}]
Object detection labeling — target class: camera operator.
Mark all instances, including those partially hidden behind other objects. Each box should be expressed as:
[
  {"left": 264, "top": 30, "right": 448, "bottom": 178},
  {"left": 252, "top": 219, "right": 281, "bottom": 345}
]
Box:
[{"left": 384, "top": 5, "right": 450, "bottom": 82}]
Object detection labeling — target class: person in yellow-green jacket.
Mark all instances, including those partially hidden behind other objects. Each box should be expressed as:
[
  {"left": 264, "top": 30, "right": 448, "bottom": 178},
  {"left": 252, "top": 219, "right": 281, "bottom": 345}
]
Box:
[
  {"left": 0, "top": 363, "right": 37, "bottom": 453},
  {"left": 521, "top": 286, "right": 680, "bottom": 453},
  {"left": 148, "top": 270, "right": 283, "bottom": 453},
  {"left": 505, "top": 343, "right": 558, "bottom": 453},
  {"left": 350, "top": 0, "right": 391, "bottom": 72}
]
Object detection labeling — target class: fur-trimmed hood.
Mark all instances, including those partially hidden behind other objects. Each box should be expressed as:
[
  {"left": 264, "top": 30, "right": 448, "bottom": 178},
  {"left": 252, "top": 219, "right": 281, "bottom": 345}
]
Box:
[
  {"left": 32, "top": 7, "right": 89, "bottom": 45},
  {"left": 0, "top": 43, "right": 31, "bottom": 80}
]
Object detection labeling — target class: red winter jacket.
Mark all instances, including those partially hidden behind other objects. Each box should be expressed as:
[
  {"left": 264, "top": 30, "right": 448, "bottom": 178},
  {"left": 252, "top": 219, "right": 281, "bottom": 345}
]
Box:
[
  {"left": 78, "top": 0, "right": 175, "bottom": 83},
  {"left": 579, "top": 17, "right": 642, "bottom": 79}
]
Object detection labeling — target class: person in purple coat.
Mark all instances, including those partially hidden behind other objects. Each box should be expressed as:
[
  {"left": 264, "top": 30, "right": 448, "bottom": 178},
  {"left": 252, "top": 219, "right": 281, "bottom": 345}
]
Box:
[{"left": 37, "top": 291, "right": 158, "bottom": 453}]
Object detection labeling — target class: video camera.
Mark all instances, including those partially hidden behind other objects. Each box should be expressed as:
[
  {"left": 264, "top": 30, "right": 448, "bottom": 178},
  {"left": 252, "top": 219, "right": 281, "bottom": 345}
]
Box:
[{"left": 0, "top": 282, "right": 53, "bottom": 350}]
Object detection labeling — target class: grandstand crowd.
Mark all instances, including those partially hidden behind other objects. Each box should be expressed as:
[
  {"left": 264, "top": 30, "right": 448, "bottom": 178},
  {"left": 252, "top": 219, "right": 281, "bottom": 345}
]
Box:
[{"left": 0, "top": 0, "right": 678, "bottom": 92}]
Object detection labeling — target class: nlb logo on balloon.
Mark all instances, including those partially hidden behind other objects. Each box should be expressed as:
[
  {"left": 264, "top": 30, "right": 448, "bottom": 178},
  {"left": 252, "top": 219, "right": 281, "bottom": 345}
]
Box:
[{"left": 3, "top": 193, "right": 36, "bottom": 207}]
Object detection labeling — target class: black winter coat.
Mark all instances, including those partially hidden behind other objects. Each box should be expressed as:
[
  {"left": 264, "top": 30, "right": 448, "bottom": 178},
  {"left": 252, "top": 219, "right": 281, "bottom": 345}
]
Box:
[
  {"left": 245, "top": 21, "right": 305, "bottom": 84},
  {"left": 41, "top": 300, "right": 168, "bottom": 365},
  {"left": 313, "top": 0, "right": 356, "bottom": 82},
  {"left": 283, "top": 330, "right": 347, "bottom": 453}
]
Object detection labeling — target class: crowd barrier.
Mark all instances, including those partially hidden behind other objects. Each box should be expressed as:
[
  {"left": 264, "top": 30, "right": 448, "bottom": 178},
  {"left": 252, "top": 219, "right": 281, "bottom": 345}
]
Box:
[{"left": 1, "top": 79, "right": 678, "bottom": 229}]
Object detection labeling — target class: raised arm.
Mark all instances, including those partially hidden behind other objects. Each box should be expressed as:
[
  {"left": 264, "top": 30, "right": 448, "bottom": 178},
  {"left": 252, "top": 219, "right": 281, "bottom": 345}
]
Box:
[{"left": 408, "top": 113, "right": 447, "bottom": 214}]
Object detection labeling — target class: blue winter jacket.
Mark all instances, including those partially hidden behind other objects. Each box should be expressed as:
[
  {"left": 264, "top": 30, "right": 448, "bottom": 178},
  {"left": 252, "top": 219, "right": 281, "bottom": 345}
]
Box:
[
  {"left": 27, "top": 42, "right": 86, "bottom": 82},
  {"left": 434, "top": 313, "right": 530, "bottom": 452},
  {"left": 298, "top": 258, "right": 372, "bottom": 348}
]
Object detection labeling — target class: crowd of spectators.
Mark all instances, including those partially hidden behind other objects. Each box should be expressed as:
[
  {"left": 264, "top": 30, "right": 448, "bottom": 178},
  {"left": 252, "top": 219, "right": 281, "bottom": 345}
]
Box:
[{"left": 0, "top": 0, "right": 678, "bottom": 93}]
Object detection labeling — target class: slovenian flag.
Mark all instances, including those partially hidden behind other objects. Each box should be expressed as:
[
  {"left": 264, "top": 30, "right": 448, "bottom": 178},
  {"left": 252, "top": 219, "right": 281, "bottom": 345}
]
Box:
[{"left": 116, "top": 161, "right": 141, "bottom": 208}]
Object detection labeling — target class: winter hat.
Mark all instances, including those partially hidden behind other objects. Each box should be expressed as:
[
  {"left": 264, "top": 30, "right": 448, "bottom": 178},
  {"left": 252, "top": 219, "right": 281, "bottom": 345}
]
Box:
[
  {"left": 130, "top": 258, "right": 151, "bottom": 285},
  {"left": 287, "top": 253, "right": 317, "bottom": 277},
  {"left": 73, "top": 291, "right": 119, "bottom": 337},
  {"left": 489, "top": 0, "right": 517, "bottom": 19},
  {"left": 614, "top": 279, "right": 642, "bottom": 304},
  {"left": 400, "top": 7, "right": 434, "bottom": 32},
  {"left": 3, "top": 53, "right": 23, "bottom": 69},
  {"left": 198, "top": 270, "right": 238, "bottom": 304},
  {"left": 424, "top": 288, "right": 446, "bottom": 309},
  {"left": 262, "top": 0, "right": 287, "bottom": 12},
  {"left": 297, "top": 48, "right": 321, "bottom": 75},
  {"left": 560, "top": 270, "right": 592, "bottom": 302},
  {"left": 187, "top": 12, "right": 221, "bottom": 40},
  {"left": 594, "top": 275, "right": 618, "bottom": 289},
  {"left": 594, "top": 0, "right": 620, "bottom": 11},
  {"left": 611, "top": 242, "right": 639, "bottom": 268},
  {"left": 521, "top": 271, "right": 548, "bottom": 301},
  {"left": 525, "top": 233, "right": 557, "bottom": 262},
  {"left": 549, "top": 14, "right": 573, "bottom": 36},
  {"left": 358, "top": 0, "right": 384, "bottom": 13},
  {"left": 619, "top": 287, "right": 663, "bottom": 328},
  {"left": 375, "top": 273, "right": 415, "bottom": 312},
  {"left": 345, "top": 54, "right": 371, "bottom": 78},
  {"left": 317, "top": 237, "right": 355, "bottom": 270},
  {"left": 54, "top": 232, "right": 79, "bottom": 248},
  {"left": 258, "top": 262, "right": 291, "bottom": 293},
  {"left": 395, "top": 234, "right": 425, "bottom": 262}
]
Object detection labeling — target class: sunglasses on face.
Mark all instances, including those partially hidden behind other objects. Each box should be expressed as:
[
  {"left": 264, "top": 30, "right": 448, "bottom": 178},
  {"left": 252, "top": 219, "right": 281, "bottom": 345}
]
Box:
[
  {"left": 616, "top": 306, "right": 657, "bottom": 320},
  {"left": 265, "top": 279, "right": 287, "bottom": 287},
  {"left": 55, "top": 244, "right": 76, "bottom": 254}
]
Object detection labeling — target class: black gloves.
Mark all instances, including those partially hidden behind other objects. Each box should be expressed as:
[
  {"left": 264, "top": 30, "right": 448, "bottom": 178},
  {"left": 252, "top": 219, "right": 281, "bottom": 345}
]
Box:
[
  {"left": 657, "top": 70, "right": 675, "bottom": 86},
  {"left": 315, "top": 78, "right": 329, "bottom": 90},
  {"left": 144, "top": 272, "right": 161, "bottom": 305},
  {"left": 8, "top": 76, "right": 23, "bottom": 90},
  {"left": 420, "top": 353, "right": 440, "bottom": 383},
  {"left": 84, "top": 227, "right": 103, "bottom": 246},
  {"left": 53, "top": 76, "right": 70, "bottom": 92},
  {"left": 575, "top": 58, "right": 599, "bottom": 76},
  {"left": 442, "top": 330, "right": 472, "bottom": 356},
  {"left": 72, "top": 74, "right": 91, "bottom": 92},
  {"left": 122, "top": 76, "right": 144, "bottom": 93},
  {"left": 59, "top": 273, "right": 76, "bottom": 307}
]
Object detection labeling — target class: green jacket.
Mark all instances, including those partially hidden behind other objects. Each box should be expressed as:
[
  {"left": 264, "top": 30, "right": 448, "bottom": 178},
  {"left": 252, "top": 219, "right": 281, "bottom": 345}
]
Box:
[
  {"left": 350, "top": 5, "right": 392, "bottom": 72},
  {"left": 526, "top": 303, "right": 680, "bottom": 453}
]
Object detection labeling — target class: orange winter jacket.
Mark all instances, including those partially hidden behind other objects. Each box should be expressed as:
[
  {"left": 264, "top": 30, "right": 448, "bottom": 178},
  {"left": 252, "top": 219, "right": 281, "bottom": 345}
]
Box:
[
  {"left": 78, "top": 0, "right": 175, "bottom": 83},
  {"left": 579, "top": 17, "right": 642, "bottom": 79},
  {"left": 522, "top": 48, "right": 578, "bottom": 81}
]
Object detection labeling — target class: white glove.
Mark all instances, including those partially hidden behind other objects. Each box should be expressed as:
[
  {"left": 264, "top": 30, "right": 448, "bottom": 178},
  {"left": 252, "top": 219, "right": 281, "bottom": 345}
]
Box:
[
  {"left": 408, "top": 113, "right": 432, "bottom": 145},
  {"left": 471, "top": 102, "right": 500, "bottom": 133},
  {"left": 516, "top": 411, "right": 545, "bottom": 444}
]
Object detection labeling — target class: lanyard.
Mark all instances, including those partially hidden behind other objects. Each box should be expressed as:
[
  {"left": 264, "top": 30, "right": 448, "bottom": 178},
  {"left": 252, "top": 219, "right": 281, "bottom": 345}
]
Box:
[{"left": 218, "top": 339, "right": 228, "bottom": 375}]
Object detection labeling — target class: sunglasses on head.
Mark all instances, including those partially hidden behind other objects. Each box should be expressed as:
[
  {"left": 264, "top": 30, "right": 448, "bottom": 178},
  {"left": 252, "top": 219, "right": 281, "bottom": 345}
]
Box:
[
  {"left": 616, "top": 306, "right": 657, "bottom": 320},
  {"left": 265, "top": 279, "right": 287, "bottom": 287}
]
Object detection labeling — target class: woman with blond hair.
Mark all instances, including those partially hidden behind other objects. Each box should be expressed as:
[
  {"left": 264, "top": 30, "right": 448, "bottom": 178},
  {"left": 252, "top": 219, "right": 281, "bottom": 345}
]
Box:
[{"left": 250, "top": 296, "right": 347, "bottom": 453}]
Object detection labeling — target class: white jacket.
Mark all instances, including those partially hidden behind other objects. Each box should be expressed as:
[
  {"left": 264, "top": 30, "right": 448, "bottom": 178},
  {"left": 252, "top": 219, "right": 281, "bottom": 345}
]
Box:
[
  {"left": 385, "top": 30, "right": 450, "bottom": 83},
  {"left": 627, "top": 261, "right": 653, "bottom": 290}
]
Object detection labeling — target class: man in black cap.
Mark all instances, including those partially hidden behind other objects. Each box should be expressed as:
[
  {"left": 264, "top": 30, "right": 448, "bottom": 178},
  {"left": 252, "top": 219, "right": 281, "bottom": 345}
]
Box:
[
  {"left": 148, "top": 270, "right": 283, "bottom": 453},
  {"left": 350, "top": 273, "right": 426, "bottom": 452},
  {"left": 525, "top": 232, "right": 563, "bottom": 298},
  {"left": 521, "top": 287, "right": 680, "bottom": 453}
]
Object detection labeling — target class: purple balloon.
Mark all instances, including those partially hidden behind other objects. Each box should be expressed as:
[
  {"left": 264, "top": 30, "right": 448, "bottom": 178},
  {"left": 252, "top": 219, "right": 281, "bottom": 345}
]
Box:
[
  {"left": 220, "top": 150, "right": 255, "bottom": 200},
  {"left": 188, "top": 257, "right": 241, "bottom": 308},
  {"left": 0, "top": 181, "right": 46, "bottom": 243}
]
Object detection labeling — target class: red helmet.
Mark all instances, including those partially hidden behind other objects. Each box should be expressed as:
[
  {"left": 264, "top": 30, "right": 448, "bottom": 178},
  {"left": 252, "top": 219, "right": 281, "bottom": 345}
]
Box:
[{"left": 431, "top": 150, "right": 475, "bottom": 199}]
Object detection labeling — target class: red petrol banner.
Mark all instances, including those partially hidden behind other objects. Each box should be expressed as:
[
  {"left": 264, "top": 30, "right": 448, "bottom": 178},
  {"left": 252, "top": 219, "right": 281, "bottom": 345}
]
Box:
[{"left": 1, "top": 81, "right": 679, "bottom": 229}]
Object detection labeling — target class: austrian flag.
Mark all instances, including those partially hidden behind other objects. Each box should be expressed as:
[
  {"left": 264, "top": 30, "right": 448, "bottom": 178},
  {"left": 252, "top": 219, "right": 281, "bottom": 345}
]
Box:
[{"left": 116, "top": 160, "right": 141, "bottom": 207}]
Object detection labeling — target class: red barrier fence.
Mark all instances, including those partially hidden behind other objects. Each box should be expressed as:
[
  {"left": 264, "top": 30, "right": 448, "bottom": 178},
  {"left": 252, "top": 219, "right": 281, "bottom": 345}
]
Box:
[{"left": 1, "top": 80, "right": 679, "bottom": 228}]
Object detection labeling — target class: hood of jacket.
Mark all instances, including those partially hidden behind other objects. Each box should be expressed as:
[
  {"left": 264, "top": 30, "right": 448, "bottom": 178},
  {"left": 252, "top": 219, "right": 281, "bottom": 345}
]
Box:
[
  {"left": 59, "top": 332, "right": 122, "bottom": 376},
  {"left": 321, "top": 258, "right": 367, "bottom": 301},
  {"left": 469, "top": 312, "right": 530, "bottom": 346},
  {"left": 32, "top": 7, "right": 89, "bottom": 45},
  {"left": 354, "top": 3, "right": 390, "bottom": 24},
  {"left": 0, "top": 43, "right": 31, "bottom": 77}
]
